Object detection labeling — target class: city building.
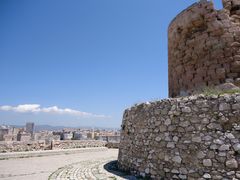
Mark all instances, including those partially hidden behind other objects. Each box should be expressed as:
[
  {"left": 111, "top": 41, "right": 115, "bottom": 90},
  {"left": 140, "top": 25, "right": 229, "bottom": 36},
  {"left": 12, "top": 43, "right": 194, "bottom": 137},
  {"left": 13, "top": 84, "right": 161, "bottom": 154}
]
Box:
[
  {"left": 2, "top": 134, "right": 13, "bottom": 141},
  {"left": 73, "top": 131, "right": 84, "bottom": 140},
  {"left": 26, "top": 122, "right": 34, "bottom": 135},
  {"left": 62, "top": 132, "right": 73, "bottom": 140},
  {"left": 0, "top": 127, "right": 9, "bottom": 141},
  {"left": 17, "top": 132, "right": 32, "bottom": 142}
]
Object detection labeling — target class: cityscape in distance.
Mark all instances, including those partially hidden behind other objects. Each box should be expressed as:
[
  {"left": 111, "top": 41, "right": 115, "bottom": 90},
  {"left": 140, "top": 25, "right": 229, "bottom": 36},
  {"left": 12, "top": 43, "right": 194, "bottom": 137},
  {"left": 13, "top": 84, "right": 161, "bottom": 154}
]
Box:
[{"left": 0, "top": 122, "right": 120, "bottom": 152}]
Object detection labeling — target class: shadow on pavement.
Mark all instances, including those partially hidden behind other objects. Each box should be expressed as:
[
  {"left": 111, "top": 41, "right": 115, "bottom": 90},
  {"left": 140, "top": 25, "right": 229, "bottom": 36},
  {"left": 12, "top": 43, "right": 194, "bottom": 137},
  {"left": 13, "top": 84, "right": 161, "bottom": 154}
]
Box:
[
  {"left": 104, "top": 161, "right": 138, "bottom": 180},
  {"left": 103, "top": 160, "right": 138, "bottom": 180}
]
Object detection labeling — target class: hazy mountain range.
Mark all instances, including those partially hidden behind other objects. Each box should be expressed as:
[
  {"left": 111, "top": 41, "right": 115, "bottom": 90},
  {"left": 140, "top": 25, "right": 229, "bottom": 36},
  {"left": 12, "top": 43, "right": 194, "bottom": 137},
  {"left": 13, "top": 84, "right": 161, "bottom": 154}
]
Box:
[{"left": 9, "top": 124, "right": 119, "bottom": 131}]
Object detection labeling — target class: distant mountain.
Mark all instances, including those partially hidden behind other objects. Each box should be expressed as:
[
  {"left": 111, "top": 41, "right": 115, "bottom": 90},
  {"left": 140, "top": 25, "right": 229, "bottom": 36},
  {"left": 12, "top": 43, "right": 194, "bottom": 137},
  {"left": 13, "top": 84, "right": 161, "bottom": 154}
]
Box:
[
  {"left": 8, "top": 124, "right": 119, "bottom": 132},
  {"left": 9, "top": 124, "right": 69, "bottom": 131},
  {"left": 34, "top": 125, "right": 68, "bottom": 131}
]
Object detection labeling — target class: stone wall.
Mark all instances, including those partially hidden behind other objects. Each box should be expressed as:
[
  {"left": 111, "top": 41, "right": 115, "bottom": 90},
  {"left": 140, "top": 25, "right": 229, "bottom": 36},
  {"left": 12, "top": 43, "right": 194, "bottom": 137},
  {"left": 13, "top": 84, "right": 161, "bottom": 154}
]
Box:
[
  {"left": 106, "top": 142, "right": 119, "bottom": 149},
  {"left": 118, "top": 94, "right": 240, "bottom": 179},
  {"left": 0, "top": 141, "right": 47, "bottom": 153},
  {"left": 52, "top": 140, "right": 106, "bottom": 149},
  {"left": 0, "top": 140, "right": 106, "bottom": 153},
  {"left": 168, "top": 0, "right": 240, "bottom": 97}
]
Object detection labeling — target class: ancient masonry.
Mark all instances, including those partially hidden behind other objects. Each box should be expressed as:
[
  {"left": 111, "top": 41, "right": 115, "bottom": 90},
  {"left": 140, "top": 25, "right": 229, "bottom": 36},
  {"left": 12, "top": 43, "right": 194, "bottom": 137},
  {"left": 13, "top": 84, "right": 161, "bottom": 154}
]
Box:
[
  {"left": 118, "top": 94, "right": 240, "bottom": 179},
  {"left": 118, "top": 0, "right": 240, "bottom": 179},
  {"left": 169, "top": 0, "right": 240, "bottom": 97}
]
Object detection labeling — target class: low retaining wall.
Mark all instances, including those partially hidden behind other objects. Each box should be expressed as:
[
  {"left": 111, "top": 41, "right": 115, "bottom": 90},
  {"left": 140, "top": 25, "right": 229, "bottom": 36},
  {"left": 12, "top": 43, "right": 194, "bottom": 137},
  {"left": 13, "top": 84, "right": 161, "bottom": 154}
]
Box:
[
  {"left": 52, "top": 140, "right": 106, "bottom": 149},
  {"left": 0, "top": 140, "right": 107, "bottom": 153},
  {"left": 0, "top": 141, "right": 47, "bottom": 153},
  {"left": 118, "top": 94, "right": 240, "bottom": 179},
  {"left": 106, "top": 142, "right": 119, "bottom": 149}
]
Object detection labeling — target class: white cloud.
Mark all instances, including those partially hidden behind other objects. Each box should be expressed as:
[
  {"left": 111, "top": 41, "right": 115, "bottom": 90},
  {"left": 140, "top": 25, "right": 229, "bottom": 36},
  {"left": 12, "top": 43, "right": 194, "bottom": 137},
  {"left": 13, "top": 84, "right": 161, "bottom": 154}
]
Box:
[{"left": 0, "top": 104, "right": 107, "bottom": 118}]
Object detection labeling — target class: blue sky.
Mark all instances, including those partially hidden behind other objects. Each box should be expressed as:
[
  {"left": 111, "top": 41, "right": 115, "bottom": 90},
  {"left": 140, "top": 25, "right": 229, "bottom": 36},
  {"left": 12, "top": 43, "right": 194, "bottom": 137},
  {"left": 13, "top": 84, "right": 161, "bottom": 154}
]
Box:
[{"left": 0, "top": 0, "right": 223, "bottom": 128}]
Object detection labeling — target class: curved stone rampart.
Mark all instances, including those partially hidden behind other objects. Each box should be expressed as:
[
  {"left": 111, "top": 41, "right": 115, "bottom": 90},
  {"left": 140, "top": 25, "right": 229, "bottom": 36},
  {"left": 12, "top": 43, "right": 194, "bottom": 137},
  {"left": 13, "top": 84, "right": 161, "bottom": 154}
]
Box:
[
  {"left": 118, "top": 94, "right": 240, "bottom": 179},
  {"left": 169, "top": 0, "right": 240, "bottom": 97}
]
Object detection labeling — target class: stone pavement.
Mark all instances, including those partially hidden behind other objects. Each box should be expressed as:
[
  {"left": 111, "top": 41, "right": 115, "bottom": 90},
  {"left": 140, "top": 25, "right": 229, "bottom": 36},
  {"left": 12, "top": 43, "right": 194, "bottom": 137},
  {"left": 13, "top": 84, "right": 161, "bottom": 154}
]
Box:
[
  {"left": 0, "top": 148, "right": 123, "bottom": 180},
  {"left": 49, "top": 158, "right": 125, "bottom": 180}
]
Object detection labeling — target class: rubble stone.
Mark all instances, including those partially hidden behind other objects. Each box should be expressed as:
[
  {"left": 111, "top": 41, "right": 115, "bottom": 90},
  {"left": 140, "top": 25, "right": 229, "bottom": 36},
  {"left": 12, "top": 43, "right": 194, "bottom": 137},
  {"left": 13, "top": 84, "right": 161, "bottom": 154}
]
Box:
[
  {"left": 118, "top": 94, "right": 240, "bottom": 179},
  {"left": 226, "top": 159, "right": 238, "bottom": 169}
]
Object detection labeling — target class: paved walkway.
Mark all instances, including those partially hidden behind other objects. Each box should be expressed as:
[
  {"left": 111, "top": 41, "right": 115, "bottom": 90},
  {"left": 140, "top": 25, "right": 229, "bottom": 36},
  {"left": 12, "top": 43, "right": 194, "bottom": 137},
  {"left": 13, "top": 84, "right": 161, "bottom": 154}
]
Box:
[
  {"left": 0, "top": 148, "right": 121, "bottom": 180},
  {"left": 49, "top": 158, "right": 125, "bottom": 180}
]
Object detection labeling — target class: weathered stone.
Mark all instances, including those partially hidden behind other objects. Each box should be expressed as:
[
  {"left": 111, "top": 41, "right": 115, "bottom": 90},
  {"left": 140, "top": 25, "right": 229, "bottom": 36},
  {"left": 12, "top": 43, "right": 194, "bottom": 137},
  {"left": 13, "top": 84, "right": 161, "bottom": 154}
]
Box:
[
  {"left": 218, "top": 152, "right": 226, "bottom": 157},
  {"left": 159, "top": 125, "right": 167, "bottom": 132},
  {"left": 182, "top": 107, "right": 191, "bottom": 113},
  {"left": 179, "top": 167, "right": 188, "bottom": 174},
  {"left": 192, "top": 136, "right": 202, "bottom": 143},
  {"left": 225, "top": 133, "right": 235, "bottom": 139},
  {"left": 232, "top": 103, "right": 240, "bottom": 110},
  {"left": 203, "top": 173, "right": 211, "bottom": 179},
  {"left": 172, "top": 156, "right": 182, "bottom": 164},
  {"left": 167, "top": 142, "right": 175, "bottom": 148},
  {"left": 226, "top": 159, "right": 238, "bottom": 169},
  {"left": 173, "top": 136, "right": 179, "bottom": 142},
  {"left": 202, "top": 135, "right": 212, "bottom": 141},
  {"left": 164, "top": 168, "right": 170, "bottom": 172},
  {"left": 233, "top": 143, "right": 240, "bottom": 152},
  {"left": 236, "top": 173, "right": 240, "bottom": 178},
  {"left": 171, "top": 169, "right": 179, "bottom": 174},
  {"left": 203, "top": 159, "right": 212, "bottom": 167},
  {"left": 172, "top": 175, "right": 178, "bottom": 179},
  {"left": 207, "top": 151, "right": 215, "bottom": 159},
  {"left": 219, "top": 103, "right": 231, "bottom": 111},
  {"left": 207, "top": 123, "right": 222, "bottom": 130},
  {"left": 197, "top": 151, "right": 206, "bottom": 159},
  {"left": 179, "top": 121, "right": 190, "bottom": 127},
  {"left": 202, "top": 118, "right": 210, "bottom": 124},
  {"left": 213, "top": 139, "right": 224, "bottom": 145},
  {"left": 216, "top": 83, "right": 240, "bottom": 91},
  {"left": 212, "top": 175, "right": 223, "bottom": 180},
  {"left": 164, "top": 119, "right": 171, "bottom": 126},
  {"left": 226, "top": 171, "right": 235, "bottom": 176},
  {"left": 219, "top": 144, "right": 230, "bottom": 151},
  {"left": 145, "top": 168, "right": 150, "bottom": 174},
  {"left": 155, "top": 136, "right": 161, "bottom": 142},
  {"left": 179, "top": 174, "right": 187, "bottom": 179}
]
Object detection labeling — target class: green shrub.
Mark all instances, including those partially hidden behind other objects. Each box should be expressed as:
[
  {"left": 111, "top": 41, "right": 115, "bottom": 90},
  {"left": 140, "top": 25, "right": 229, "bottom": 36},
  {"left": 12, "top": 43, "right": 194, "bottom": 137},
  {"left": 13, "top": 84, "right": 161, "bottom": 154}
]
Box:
[{"left": 200, "top": 87, "right": 240, "bottom": 96}]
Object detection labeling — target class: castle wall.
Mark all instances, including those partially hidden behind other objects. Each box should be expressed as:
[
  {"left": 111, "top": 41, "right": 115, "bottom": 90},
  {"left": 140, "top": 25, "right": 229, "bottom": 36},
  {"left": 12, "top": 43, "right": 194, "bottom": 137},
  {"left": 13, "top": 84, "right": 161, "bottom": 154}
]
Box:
[
  {"left": 118, "top": 94, "right": 240, "bottom": 179},
  {"left": 168, "top": 0, "right": 240, "bottom": 97}
]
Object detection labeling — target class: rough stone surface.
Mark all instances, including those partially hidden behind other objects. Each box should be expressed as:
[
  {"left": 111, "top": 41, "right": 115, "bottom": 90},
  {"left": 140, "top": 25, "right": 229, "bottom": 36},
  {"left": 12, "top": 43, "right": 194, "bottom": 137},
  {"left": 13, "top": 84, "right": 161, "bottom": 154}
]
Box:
[
  {"left": 226, "top": 159, "right": 239, "bottom": 169},
  {"left": 118, "top": 94, "right": 240, "bottom": 179},
  {"left": 203, "top": 173, "right": 211, "bottom": 179},
  {"left": 168, "top": 0, "right": 240, "bottom": 97},
  {"left": 203, "top": 159, "right": 212, "bottom": 167}
]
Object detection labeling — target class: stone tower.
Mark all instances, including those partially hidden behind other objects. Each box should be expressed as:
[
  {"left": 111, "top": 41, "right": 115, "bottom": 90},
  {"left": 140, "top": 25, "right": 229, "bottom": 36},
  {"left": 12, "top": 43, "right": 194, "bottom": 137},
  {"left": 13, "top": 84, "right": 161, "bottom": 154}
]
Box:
[{"left": 168, "top": 0, "right": 240, "bottom": 97}]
